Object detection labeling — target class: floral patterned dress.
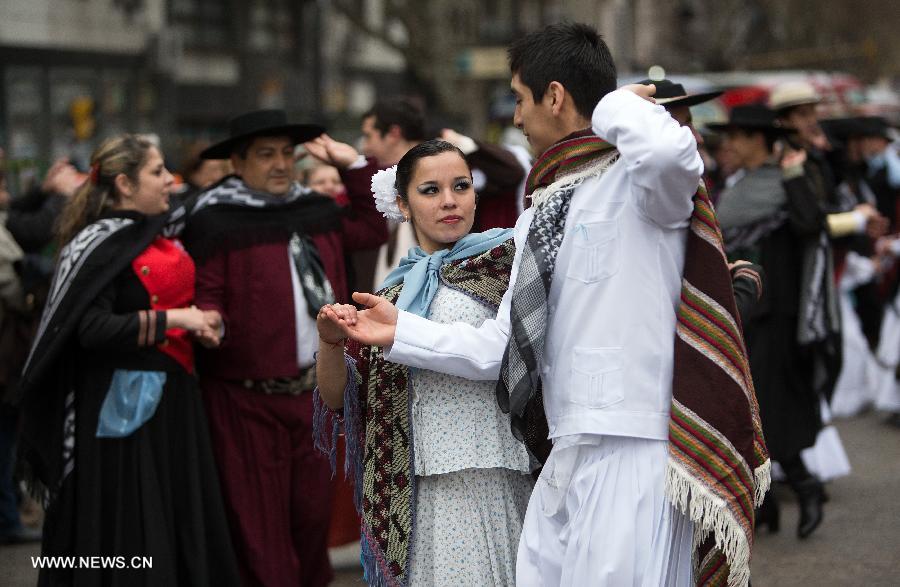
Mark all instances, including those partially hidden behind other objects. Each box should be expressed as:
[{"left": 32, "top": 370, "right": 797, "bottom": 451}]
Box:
[{"left": 407, "top": 285, "right": 534, "bottom": 586}]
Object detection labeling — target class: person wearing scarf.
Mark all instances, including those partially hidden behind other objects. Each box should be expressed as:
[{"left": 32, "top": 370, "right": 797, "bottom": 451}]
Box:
[
  {"left": 314, "top": 140, "right": 536, "bottom": 586},
  {"left": 326, "top": 24, "right": 769, "bottom": 587},
  {"left": 180, "top": 110, "right": 388, "bottom": 587},
  {"left": 713, "top": 105, "right": 842, "bottom": 541},
  {"left": 17, "top": 135, "right": 240, "bottom": 586}
]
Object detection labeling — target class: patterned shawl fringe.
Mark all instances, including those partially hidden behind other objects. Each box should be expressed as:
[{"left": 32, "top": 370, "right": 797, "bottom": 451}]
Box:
[
  {"left": 360, "top": 525, "right": 401, "bottom": 587},
  {"left": 312, "top": 352, "right": 365, "bottom": 509},
  {"left": 312, "top": 352, "right": 407, "bottom": 586},
  {"left": 666, "top": 460, "right": 767, "bottom": 587},
  {"left": 754, "top": 459, "right": 772, "bottom": 506}
]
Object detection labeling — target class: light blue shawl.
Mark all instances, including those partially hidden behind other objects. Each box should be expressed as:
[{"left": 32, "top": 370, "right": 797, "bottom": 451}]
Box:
[{"left": 379, "top": 228, "right": 513, "bottom": 317}]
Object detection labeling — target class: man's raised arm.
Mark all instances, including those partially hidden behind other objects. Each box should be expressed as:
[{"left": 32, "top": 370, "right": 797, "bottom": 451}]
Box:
[{"left": 593, "top": 87, "right": 703, "bottom": 228}]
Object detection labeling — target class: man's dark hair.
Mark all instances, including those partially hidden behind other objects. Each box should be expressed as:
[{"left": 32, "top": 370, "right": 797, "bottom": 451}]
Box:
[
  {"left": 394, "top": 139, "right": 468, "bottom": 199},
  {"left": 363, "top": 98, "right": 426, "bottom": 142},
  {"left": 508, "top": 22, "right": 617, "bottom": 120}
]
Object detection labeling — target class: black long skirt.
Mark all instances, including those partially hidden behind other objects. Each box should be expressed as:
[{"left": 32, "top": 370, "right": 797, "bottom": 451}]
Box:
[
  {"left": 39, "top": 360, "right": 240, "bottom": 587},
  {"left": 746, "top": 313, "right": 823, "bottom": 462}
]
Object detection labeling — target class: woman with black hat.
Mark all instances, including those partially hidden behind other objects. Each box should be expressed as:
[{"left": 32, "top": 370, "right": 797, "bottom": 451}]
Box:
[{"left": 18, "top": 134, "right": 240, "bottom": 586}]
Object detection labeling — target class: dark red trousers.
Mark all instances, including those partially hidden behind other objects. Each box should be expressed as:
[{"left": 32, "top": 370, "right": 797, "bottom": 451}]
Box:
[
  {"left": 328, "top": 436, "right": 361, "bottom": 548},
  {"left": 201, "top": 379, "right": 333, "bottom": 587}
]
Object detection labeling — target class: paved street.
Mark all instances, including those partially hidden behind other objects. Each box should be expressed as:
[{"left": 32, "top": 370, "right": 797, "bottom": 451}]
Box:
[
  {"left": 751, "top": 411, "right": 900, "bottom": 586},
  {"left": 2, "top": 411, "right": 898, "bottom": 586}
]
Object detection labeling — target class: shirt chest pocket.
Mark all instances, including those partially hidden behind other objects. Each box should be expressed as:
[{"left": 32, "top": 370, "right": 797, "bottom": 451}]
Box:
[
  {"left": 570, "top": 347, "right": 624, "bottom": 409},
  {"left": 566, "top": 211, "right": 619, "bottom": 283}
]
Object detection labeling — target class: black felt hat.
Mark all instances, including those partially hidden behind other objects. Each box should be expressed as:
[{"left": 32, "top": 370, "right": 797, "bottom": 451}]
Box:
[
  {"left": 201, "top": 109, "right": 325, "bottom": 159},
  {"left": 854, "top": 116, "right": 892, "bottom": 140},
  {"left": 706, "top": 104, "right": 790, "bottom": 134},
  {"left": 821, "top": 116, "right": 891, "bottom": 141},
  {"left": 637, "top": 78, "right": 723, "bottom": 108}
]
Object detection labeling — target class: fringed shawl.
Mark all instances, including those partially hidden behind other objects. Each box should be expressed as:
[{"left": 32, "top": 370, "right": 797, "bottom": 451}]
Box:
[
  {"left": 668, "top": 182, "right": 771, "bottom": 586},
  {"left": 313, "top": 238, "right": 516, "bottom": 586}
]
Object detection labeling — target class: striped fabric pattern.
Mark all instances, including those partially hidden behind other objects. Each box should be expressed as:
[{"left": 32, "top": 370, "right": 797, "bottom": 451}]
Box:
[
  {"left": 732, "top": 267, "right": 763, "bottom": 301},
  {"left": 524, "top": 131, "right": 613, "bottom": 196},
  {"left": 668, "top": 183, "right": 770, "bottom": 587}
]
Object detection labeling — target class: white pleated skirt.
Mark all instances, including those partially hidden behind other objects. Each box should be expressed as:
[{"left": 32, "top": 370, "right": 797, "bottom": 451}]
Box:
[
  {"left": 831, "top": 291, "right": 880, "bottom": 418},
  {"left": 408, "top": 467, "right": 534, "bottom": 586},
  {"left": 517, "top": 435, "right": 694, "bottom": 587},
  {"left": 800, "top": 399, "right": 851, "bottom": 481},
  {"left": 875, "top": 302, "right": 900, "bottom": 413}
]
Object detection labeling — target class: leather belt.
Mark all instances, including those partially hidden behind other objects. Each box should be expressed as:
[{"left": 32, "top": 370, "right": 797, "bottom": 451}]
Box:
[{"left": 240, "top": 367, "right": 316, "bottom": 396}]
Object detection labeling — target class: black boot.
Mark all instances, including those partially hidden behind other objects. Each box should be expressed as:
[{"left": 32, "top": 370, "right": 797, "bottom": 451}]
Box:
[
  {"left": 755, "top": 491, "right": 780, "bottom": 533},
  {"left": 783, "top": 455, "right": 825, "bottom": 539},
  {"left": 793, "top": 477, "right": 825, "bottom": 539}
]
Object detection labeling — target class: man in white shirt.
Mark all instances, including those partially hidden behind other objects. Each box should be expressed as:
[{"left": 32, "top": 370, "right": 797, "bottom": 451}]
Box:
[{"left": 324, "top": 23, "right": 704, "bottom": 585}]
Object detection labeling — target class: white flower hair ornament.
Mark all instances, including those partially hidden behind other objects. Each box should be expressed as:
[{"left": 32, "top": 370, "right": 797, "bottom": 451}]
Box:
[{"left": 370, "top": 165, "right": 406, "bottom": 222}]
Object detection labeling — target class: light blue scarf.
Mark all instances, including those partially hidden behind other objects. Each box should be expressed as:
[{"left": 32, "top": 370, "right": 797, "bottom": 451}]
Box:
[{"left": 380, "top": 228, "right": 513, "bottom": 317}]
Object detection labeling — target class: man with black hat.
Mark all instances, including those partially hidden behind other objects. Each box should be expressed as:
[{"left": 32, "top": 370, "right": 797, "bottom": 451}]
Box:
[
  {"left": 182, "top": 110, "right": 388, "bottom": 587},
  {"left": 819, "top": 116, "right": 895, "bottom": 350},
  {"left": 712, "top": 104, "right": 838, "bottom": 540},
  {"left": 855, "top": 116, "right": 900, "bottom": 230}
]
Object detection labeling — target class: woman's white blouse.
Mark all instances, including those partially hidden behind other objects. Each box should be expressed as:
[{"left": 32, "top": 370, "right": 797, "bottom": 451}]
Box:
[{"left": 410, "top": 284, "right": 533, "bottom": 476}]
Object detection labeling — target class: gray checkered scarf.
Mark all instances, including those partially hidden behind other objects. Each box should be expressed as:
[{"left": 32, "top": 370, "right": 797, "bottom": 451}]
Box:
[
  {"left": 496, "top": 133, "right": 619, "bottom": 460},
  {"left": 496, "top": 181, "right": 576, "bottom": 453}
]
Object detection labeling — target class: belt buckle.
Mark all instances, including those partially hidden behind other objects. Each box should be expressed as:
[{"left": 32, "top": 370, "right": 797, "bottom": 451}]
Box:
[{"left": 245, "top": 369, "right": 317, "bottom": 396}]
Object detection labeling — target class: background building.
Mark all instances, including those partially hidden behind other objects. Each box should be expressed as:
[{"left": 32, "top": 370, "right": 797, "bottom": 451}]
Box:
[{"left": 1, "top": 0, "right": 897, "bottom": 191}]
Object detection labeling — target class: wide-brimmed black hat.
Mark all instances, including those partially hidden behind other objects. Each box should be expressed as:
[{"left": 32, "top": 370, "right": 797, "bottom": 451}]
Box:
[
  {"left": 638, "top": 78, "right": 723, "bottom": 108},
  {"left": 854, "top": 116, "right": 891, "bottom": 140},
  {"left": 706, "top": 105, "right": 789, "bottom": 134},
  {"left": 201, "top": 109, "right": 325, "bottom": 159},
  {"left": 822, "top": 116, "right": 891, "bottom": 141}
]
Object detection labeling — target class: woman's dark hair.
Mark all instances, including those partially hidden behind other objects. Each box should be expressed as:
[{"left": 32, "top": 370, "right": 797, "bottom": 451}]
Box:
[
  {"left": 57, "top": 134, "right": 155, "bottom": 246},
  {"left": 508, "top": 22, "right": 617, "bottom": 120},
  {"left": 393, "top": 139, "right": 470, "bottom": 199}
]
